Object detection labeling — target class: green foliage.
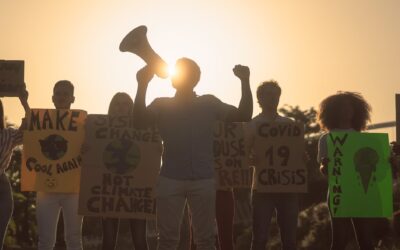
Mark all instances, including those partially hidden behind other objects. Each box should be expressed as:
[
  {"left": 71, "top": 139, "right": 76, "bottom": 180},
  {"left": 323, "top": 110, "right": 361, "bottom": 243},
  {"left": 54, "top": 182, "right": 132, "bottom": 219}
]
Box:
[{"left": 4, "top": 148, "right": 37, "bottom": 249}]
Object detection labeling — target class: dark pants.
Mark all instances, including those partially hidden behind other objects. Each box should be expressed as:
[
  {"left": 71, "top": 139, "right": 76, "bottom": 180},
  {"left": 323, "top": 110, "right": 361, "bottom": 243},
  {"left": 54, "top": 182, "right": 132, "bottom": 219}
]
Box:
[
  {"left": 329, "top": 215, "right": 375, "bottom": 250},
  {"left": 251, "top": 192, "right": 298, "bottom": 250},
  {"left": 102, "top": 218, "right": 148, "bottom": 250},
  {"left": 0, "top": 174, "right": 13, "bottom": 250},
  {"left": 216, "top": 190, "right": 235, "bottom": 250}
]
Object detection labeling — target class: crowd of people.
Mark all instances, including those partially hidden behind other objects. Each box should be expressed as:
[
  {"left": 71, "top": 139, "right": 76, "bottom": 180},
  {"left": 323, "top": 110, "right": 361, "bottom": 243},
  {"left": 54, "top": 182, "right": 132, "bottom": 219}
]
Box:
[{"left": 0, "top": 57, "right": 398, "bottom": 250}]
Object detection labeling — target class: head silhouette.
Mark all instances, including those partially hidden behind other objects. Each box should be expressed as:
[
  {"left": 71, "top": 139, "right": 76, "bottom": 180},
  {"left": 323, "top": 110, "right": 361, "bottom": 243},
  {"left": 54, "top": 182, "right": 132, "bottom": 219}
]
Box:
[
  {"left": 256, "top": 80, "right": 281, "bottom": 112},
  {"left": 171, "top": 58, "right": 201, "bottom": 91},
  {"left": 108, "top": 92, "right": 134, "bottom": 116},
  {"left": 52, "top": 80, "right": 75, "bottom": 109},
  {"left": 318, "top": 91, "right": 371, "bottom": 131}
]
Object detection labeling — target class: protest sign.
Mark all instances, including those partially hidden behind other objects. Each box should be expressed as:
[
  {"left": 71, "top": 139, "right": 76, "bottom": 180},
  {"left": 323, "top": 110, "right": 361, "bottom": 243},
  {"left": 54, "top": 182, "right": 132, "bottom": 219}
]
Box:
[
  {"left": 328, "top": 132, "right": 392, "bottom": 217},
  {"left": 22, "top": 109, "right": 87, "bottom": 192},
  {"left": 78, "top": 115, "right": 162, "bottom": 219},
  {"left": 214, "top": 122, "right": 252, "bottom": 189},
  {"left": 0, "top": 60, "right": 24, "bottom": 97},
  {"left": 253, "top": 122, "right": 306, "bottom": 192}
]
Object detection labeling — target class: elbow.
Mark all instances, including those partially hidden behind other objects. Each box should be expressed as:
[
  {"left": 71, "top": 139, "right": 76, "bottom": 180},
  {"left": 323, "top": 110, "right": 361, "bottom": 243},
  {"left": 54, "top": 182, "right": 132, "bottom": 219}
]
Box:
[{"left": 241, "top": 110, "right": 253, "bottom": 122}]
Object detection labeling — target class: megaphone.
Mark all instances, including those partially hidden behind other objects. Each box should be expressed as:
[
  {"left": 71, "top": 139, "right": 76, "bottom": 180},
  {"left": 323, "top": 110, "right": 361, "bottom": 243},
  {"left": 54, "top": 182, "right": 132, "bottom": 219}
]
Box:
[{"left": 120, "top": 25, "right": 168, "bottom": 78}]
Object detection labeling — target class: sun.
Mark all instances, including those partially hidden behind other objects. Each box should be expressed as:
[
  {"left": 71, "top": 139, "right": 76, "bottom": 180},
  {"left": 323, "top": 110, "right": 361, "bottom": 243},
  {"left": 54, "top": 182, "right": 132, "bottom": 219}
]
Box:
[{"left": 167, "top": 64, "right": 176, "bottom": 77}]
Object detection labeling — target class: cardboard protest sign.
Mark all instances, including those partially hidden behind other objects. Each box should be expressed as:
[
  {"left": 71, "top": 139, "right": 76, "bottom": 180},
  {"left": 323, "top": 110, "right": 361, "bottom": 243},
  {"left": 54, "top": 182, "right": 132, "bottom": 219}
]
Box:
[
  {"left": 214, "top": 122, "right": 252, "bottom": 189},
  {"left": 22, "top": 109, "right": 87, "bottom": 192},
  {"left": 253, "top": 122, "right": 306, "bottom": 192},
  {"left": 78, "top": 115, "right": 162, "bottom": 219},
  {"left": 327, "top": 132, "right": 392, "bottom": 217},
  {"left": 0, "top": 60, "right": 25, "bottom": 97}
]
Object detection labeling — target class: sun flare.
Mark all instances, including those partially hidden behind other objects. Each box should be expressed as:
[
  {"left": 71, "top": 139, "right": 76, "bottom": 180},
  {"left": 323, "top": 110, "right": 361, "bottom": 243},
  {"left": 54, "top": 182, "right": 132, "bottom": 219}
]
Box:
[{"left": 167, "top": 64, "right": 176, "bottom": 78}]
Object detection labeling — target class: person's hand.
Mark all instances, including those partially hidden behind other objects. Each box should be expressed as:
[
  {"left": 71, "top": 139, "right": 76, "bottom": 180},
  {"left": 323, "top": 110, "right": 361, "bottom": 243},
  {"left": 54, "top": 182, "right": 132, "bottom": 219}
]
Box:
[
  {"left": 18, "top": 87, "right": 30, "bottom": 112},
  {"left": 391, "top": 141, "right": 400, "bottom": 155},
  {"left": 233, "top": 65, "right": 250, "bottom": 81},
  {"left": 390, "top": 142, "right": 400, "bottom": 179},
  {"left": 136, "top": 65, "right": 154, "bottom": 87},
  {"left": 320, "top": 157, "right": 330, "bottom": 176}
]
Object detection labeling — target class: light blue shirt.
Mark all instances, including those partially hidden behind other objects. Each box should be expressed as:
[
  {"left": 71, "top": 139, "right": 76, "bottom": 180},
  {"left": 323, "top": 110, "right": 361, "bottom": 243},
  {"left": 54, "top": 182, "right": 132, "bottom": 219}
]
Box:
[{"left": 149, "top": 93, "right": 235, "bottom": 180}]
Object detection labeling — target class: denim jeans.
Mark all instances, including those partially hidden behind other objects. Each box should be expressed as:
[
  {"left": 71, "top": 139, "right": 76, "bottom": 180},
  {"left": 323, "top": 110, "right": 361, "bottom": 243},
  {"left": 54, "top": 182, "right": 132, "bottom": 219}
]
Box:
[
  {"left": 251, "top": 192, "right": 298, "bottom": 250},
  {"left": 0, "top": 174, "right": 13, "bottom": 250},
  {"left": 101, "top": 217, "right": 148, "bottom": 250},
  {"left": 36, "top": 192, "right": 83, "bottom": 250},
  {"left": 156, "top": 176, "right": 216, "bottom": 250}
]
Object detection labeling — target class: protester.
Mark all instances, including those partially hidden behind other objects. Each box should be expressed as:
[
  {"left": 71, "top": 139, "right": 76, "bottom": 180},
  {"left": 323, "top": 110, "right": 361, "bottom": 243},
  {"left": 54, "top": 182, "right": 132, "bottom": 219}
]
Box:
[
  {"left": 318, "top": 91, "right": 381, "bottom": 250},
  {"left": 246, "top": 80, "right": 299, "bottom": 250},
  {"left": 101, "top": 92, "right": 149, "bottom": 250},
  {"left": 36, "top": 80, "right": 83, "bottom": 250},
  {"left": 0, "top": 89, "right": 29, "bottom": 250},
  {"left": 133, "top": 58, "right": 252, "bottom": 250}
]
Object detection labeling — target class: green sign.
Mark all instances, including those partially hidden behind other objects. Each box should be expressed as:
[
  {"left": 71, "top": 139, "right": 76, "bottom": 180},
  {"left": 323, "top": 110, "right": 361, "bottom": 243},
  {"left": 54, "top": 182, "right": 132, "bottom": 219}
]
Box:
[{"left": 327, "top": 132, "right": 392, "bottom": 217}]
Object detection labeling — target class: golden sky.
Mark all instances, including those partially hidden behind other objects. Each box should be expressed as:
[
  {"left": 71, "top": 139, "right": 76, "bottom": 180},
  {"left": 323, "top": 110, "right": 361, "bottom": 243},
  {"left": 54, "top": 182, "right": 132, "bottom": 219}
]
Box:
[{"left": 1, "top": 0, "right": 399, "bottom": 138}]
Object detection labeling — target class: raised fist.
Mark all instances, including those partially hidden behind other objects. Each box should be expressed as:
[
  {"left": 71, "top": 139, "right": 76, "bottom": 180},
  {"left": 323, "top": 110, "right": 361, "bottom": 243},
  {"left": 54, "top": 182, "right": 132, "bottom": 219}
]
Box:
[{"left": 233, "top": 65, "right": 250, "bottom": 80}]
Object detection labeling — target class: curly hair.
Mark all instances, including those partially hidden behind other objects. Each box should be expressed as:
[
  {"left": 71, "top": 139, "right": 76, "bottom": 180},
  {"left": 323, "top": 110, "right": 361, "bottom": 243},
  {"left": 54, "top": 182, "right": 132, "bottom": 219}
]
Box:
[{"left": 318, "top": 91, "right": 371, "bottom": 131}]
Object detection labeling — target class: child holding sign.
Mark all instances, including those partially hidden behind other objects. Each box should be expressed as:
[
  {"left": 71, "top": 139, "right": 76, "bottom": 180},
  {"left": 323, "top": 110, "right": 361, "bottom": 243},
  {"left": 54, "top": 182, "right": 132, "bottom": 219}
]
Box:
[
  {"left": 35, "top": 80, "right": 83, "bottom": 250},
  {"left": 0, "top": 89, "right": 29, "bottom": 250},
  {"left": 101, "top": 92, "right": 148, "bottom": 250},
  {"left": 318, "top": 91, "right": 378, "bottom": 250}
]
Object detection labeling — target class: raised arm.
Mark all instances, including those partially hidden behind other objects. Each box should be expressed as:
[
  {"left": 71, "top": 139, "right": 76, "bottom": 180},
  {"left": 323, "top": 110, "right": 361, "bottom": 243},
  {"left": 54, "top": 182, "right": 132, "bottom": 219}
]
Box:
[
  {"left": 226, "top": 65, "right": 253, "bottom": 122},
  {"left": 133, "top": 65, "right": 156, "bottom": 129},
  {"left": 18, "top": 87, "right": 30, "bottom": 130}
]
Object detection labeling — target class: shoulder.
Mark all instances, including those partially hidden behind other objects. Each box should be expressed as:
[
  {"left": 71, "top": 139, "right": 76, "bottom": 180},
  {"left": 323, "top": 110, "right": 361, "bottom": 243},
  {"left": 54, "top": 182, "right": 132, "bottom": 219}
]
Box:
[
  {"left": 245, "top": 114, "right": 263, "bottom": 133},
  {"left": 3, "top": 127, "right": 19, "bottom": 136},
  {"left": 1, "top": 127, "right": 22, "bottom": 145},
  {"left": 150, "top": 97, "right": 171, "bottom": 105},
  {"left": 198, "top": 94, "right": 221, "bottom": 104},
  {"left": 276, "top": 115, "right": 295, "bottom": 123},
  {"left": 197, "top": 95, "right": 230, "bottom": 111},
  {"left": 318, "top": 132, "right": 329, "bottom": 144},
  {"left": 248, "top": 114, "right": 262, "bottom": 125},
  {"left": 149, "top": 97, "right": 172, "bottom": 110}
]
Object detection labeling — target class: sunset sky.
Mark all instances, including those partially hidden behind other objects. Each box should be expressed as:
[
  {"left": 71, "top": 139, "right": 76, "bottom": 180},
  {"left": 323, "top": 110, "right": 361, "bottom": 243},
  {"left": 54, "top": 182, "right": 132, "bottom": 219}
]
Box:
[{"left": 1, "top": 0, "right": 399, "bottom": 139}]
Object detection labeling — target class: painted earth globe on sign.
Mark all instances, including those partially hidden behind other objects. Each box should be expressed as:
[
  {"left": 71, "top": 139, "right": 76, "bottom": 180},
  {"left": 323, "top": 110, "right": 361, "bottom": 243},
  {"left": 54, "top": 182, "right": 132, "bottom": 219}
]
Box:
[
  {"left": 39, "top": 134, "right": 68, "bottom": 160},
  {"left": 103, "top": 138, "right": 141, "bottom": 174}
]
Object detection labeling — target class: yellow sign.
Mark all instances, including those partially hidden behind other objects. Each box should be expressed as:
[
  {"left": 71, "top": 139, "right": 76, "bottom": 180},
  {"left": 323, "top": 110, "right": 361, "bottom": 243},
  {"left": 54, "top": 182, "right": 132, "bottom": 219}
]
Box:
[
  {"left": 21, "top": 109, "right": 87, "bottom": 192},
  {"left": 78, "top": 115, "right": 162, "bottom": 219}
]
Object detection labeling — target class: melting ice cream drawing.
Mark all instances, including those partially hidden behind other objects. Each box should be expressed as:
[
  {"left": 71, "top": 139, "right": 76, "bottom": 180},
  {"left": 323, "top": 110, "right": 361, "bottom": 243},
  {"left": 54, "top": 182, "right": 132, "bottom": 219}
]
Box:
[{"left": 353, "top": 147, "right": 379, "bottom": 193}]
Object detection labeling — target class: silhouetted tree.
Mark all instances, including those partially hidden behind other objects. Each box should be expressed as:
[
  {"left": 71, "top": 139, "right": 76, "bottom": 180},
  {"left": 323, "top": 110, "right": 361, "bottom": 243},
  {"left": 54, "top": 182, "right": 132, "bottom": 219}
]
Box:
[{"left": 3, "top": 120, "right": 37, "bottom": 249}]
